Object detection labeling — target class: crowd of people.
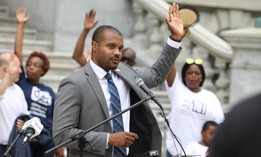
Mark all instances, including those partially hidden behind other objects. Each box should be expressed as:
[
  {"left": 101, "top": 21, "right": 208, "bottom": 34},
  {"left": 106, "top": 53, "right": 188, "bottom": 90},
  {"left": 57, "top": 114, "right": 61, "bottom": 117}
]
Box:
[{"left": 0, "top": 1, "right": 242, "bottom": 157}]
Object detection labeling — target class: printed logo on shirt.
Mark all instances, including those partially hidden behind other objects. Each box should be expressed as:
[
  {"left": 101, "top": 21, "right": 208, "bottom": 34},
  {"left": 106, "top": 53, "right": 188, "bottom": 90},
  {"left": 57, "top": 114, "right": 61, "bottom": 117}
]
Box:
[
  {"left": 30, "top": 102, "right": 47, "bottom": 118},
  {"left": 182, "top": 99, "right": 207, "bottom": 115},
  {"left": 29, "top": 86, "right": 52, "bottom": 118},
  {"left": 31, "top": 86, "right": 52, "bottom": 106}
]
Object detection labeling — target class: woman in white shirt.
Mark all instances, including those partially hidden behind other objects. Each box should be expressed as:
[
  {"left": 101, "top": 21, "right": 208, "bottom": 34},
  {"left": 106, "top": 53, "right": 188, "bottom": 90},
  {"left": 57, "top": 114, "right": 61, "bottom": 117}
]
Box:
[{"left": 165, "top": 59, "right": 224, "bottom": 157}]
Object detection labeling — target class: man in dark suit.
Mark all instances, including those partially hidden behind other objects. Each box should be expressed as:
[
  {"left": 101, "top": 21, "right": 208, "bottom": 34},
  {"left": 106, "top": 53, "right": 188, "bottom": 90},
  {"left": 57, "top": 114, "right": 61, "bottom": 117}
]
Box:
[{"left": 53, "top": 2, "right": 185, "bottom": 157}]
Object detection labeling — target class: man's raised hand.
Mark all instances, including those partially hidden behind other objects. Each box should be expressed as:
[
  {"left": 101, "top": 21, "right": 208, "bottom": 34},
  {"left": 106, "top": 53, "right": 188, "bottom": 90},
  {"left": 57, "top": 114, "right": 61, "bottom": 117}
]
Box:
[{"left": 165, "top": 2, "right": 185, "bottom": 41}]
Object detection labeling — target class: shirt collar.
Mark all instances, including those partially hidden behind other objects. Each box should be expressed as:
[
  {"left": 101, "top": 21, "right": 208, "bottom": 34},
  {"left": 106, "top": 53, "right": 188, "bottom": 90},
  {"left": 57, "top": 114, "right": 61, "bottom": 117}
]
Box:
[{"left": 89, "top": 59, "right": 111, "bottom": 79}]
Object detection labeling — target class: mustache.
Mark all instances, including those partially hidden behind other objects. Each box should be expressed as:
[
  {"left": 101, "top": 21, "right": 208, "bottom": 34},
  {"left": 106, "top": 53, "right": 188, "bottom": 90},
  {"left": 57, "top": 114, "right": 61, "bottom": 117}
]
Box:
[{"left": 111, "top": 55, "right": 121, "bottom": 61}]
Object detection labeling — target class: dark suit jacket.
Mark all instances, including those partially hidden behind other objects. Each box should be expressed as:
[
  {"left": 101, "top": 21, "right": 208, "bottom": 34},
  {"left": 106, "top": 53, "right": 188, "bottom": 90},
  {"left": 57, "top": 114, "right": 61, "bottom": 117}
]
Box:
[{"left": 53, "top": 43, "right": 181, "bottom": 157}]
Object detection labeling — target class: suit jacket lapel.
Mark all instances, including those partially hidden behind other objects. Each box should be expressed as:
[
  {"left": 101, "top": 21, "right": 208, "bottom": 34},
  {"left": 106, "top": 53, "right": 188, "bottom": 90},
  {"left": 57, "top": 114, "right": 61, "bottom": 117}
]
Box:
[
  {"left": 114, "top": 63, "right": 147, "bottom": 100},
  {"left": 113, "top": 63, "right": 136, "bottom": 89},
  {"left": 83, "top": 62, "right": 110, "bottom": 120}
]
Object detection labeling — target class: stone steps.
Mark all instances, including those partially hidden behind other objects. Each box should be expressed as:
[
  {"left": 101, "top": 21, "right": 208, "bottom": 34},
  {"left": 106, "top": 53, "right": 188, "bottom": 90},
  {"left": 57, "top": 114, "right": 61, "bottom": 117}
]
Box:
[
  {"left": 0, "top": 6, "right": 9, "bottom": 17},
  {"left": 149, "top": 90, "right": 171, "bottom": 115},
  {"left": 21, "top": 50, "right": 77, "bottom": 65},
  {"left": 41, "top": 62, "right": 78, "bottom": 93},
  {"left": 0, "top": 26, "right": 37, "bottom": 40},
  {"left": 0, "top": 37, "right": 52, "bottom": 51},
  {"left": 0, "top": 50, "right": 76, "bottom": 66},
  {"left": 41, "top": 75, "right": 67, "bottom": 93},
  {"left": 0, "top": 16, "right": 17, "bottom": 27}
]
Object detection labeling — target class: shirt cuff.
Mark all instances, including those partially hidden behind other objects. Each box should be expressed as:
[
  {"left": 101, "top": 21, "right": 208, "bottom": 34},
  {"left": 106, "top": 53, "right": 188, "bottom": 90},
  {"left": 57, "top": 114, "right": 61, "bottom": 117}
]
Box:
[
  {"left": 106, "top": 133, "right": 109, "bottom": 149},
  {"left": 167, "top": 37, "right": 181, "bottom": 49}
]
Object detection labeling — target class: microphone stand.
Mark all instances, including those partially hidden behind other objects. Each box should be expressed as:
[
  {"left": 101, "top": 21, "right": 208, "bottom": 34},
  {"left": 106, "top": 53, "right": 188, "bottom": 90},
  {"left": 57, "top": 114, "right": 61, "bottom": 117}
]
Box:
[
  {"left": 2, "top": 130, "right": 24, "bottom": 157},
  {"left": 150, "top": 97, "right": 168, "bottom": 123},
  {"left": 45, "top": 95, "right": 152, "bottom": 157},
  {"left": 151, "top": 97, "right": 187, "bottom": 157}
]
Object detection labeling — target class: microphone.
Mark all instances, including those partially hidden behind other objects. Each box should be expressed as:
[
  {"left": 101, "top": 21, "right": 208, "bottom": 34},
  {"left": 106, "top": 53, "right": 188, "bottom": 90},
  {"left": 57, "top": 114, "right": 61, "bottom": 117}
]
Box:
[
  {"left": 135, "top": 78, "right": 164, "bottom": 112},
  {"left": 136, "top": 78, "right": 155, "bottom": 98},
  {"left": 21, "top": 117, "right": 43, "bottom": 144}
]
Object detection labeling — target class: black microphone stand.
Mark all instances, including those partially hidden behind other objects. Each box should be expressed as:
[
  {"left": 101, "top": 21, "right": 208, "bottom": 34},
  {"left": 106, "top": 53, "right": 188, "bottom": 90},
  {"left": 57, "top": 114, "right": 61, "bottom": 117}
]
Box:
[
  {"left": 2, "top": 130, "right": 24, "bottom": 157},
  {"left": 45, "top": 95, "right": 152, "bottom": 157},
  {"left": 151, "top": 97, "right": 187, "bottom": 157}
]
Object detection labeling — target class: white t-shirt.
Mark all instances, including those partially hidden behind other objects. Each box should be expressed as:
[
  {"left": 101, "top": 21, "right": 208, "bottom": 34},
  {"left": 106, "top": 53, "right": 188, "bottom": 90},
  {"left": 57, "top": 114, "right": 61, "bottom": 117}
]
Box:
[
  {"left": 0, "top": 83, "right": 29, "bottom": 145},
  {"left": 165, "top": 73, "right": 224, "bottom": 155},
  {"left": 184, "top": 141, "right": 208, "bottom": 157}
]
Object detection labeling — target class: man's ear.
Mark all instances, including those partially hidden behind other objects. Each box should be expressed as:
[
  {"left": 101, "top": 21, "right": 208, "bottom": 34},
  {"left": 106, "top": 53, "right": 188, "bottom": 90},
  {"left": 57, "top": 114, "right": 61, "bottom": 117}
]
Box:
[{"left": 91, "top": 41, "right": 98, "bottom": 52}]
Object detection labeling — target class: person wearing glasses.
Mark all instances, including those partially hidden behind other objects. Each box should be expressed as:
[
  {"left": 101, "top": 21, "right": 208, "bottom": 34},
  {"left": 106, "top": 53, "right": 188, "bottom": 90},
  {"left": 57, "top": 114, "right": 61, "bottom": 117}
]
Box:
[
  {"left": 72, "top": 9, "right": 136, "bottom": 68},
  {"left": 165, "top": 59, "right": 224, "bottom": 157},
  {"left": 120, "top": 48, "right": 136, "bottom": 67},
  {"left": 14, "top": 7, "right": 65, "bottom": 157}
]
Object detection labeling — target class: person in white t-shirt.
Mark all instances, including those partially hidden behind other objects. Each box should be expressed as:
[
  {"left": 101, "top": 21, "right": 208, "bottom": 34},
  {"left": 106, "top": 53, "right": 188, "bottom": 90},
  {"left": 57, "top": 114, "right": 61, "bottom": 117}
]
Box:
[
  {"left": 184, "top": 121, "right": 218, "bottom": 157},
  {"left": 165, "top": 59, "right": 224, "bottom": 157},
  {"left": 0, "top": 53, "right": 29, "bottom": 156}
]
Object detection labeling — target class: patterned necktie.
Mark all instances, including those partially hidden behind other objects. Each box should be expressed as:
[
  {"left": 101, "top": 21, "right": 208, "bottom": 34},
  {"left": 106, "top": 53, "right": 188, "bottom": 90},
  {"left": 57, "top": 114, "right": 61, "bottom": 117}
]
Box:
[{"left": 105, "top": 73, "right": 126, "bottom": 157}]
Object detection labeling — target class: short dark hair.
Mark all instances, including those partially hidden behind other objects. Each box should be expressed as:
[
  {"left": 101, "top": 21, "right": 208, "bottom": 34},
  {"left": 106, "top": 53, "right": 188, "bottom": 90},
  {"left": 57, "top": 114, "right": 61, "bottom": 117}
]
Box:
[
  {"left": 92, "top": 25, "right": 122, "bottom": 43},
  {"left": 122, "top": 48, "right": 136, "bottom": 55},
  {"left": 26, "top": 51, "right": 50, "bottom": 76},
  {"left": 202, "top": 121, "right": 218, "bottom": 132},
  {"left": 181, "top": 62, "right": 206, "bottom": 87}
]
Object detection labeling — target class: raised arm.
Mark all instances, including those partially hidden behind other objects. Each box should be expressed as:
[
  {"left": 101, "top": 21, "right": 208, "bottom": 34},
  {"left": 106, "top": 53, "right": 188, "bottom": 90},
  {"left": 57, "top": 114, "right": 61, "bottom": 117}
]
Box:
[
  {"left": 137, "top": 3, "right": 185, "bottom": 87},
  {"left": 165, "top": 2, "right": 185, "bottom": 41},
  {"left": 166, "top": 65, "right": 176, "bottom": 87},
  {"left": 14, "top": 7, "right": 30, "bottom": 64},
  {"left": 72, "top": 9, "right": 98, "bottom": 67}
]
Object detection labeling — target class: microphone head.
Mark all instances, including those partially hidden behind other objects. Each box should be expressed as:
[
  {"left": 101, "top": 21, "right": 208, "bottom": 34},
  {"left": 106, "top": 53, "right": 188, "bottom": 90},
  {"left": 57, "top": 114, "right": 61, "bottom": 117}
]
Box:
[
  {"left": 22, "top": 117, "right": 43, "bottom": 139},
  {"left": 136, "top": 78, "right": 144, "bottom": 87},
  {"left": 25, "top": 127, "right": 35, "bottom": 135}
]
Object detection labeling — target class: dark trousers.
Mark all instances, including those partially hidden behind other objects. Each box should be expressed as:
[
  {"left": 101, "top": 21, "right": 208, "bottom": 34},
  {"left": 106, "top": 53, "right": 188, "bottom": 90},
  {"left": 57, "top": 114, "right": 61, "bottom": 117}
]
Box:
[
  {"left": 30, "top": 141, "right": 55, "bottom": 157},
  {"left": 0, "top": 144, "right": 7, "bottom": 156}
]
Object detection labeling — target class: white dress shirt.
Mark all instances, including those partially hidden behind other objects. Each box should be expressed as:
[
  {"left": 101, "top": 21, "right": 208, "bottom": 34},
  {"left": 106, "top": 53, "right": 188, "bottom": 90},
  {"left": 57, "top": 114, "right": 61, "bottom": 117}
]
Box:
[{"left": 0, "top": 83, "right": 29, "bottom": 145}]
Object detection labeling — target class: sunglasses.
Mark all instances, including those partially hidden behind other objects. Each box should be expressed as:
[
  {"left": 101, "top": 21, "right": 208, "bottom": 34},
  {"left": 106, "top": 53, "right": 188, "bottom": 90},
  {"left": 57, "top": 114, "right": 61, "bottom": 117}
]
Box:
[
  {"left": 186, "top": 58, "right": 203, "bottom": 64},
  {"left": 121, "top": 56, "right": 133, "bottom": 63}
]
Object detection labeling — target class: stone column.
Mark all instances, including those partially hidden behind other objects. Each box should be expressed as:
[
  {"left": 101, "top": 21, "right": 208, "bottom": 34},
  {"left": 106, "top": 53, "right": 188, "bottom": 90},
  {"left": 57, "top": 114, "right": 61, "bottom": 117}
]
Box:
[{"left": 220, "top": 28, "right": 261, "bottom": 109}]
